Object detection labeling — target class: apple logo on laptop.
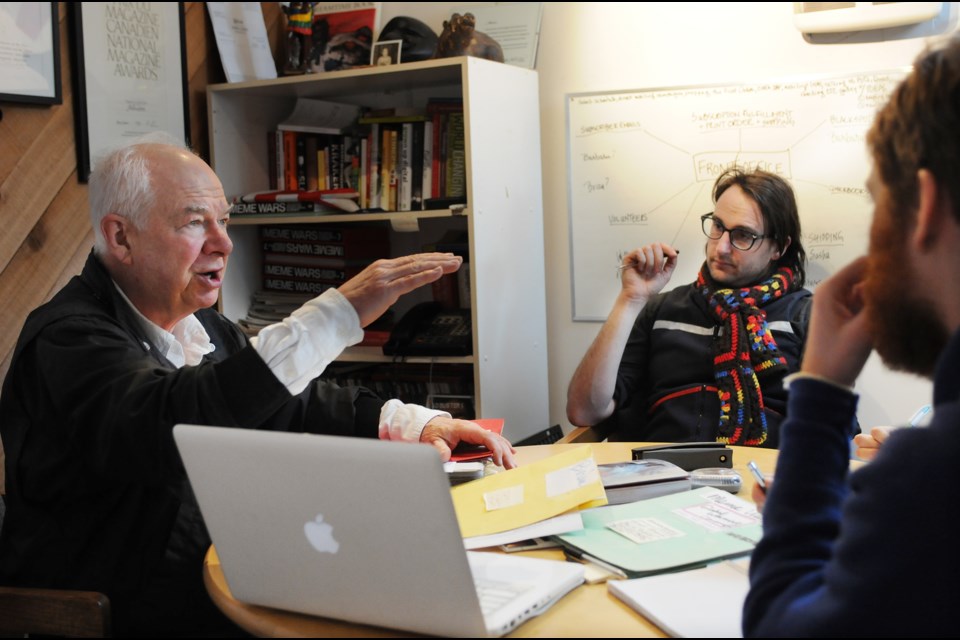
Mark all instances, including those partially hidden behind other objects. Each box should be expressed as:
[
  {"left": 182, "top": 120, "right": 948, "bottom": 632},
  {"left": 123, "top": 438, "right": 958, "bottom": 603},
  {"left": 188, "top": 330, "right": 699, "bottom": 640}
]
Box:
[{"left": 304, "top": 514, "right": 340, "bottom": 554}]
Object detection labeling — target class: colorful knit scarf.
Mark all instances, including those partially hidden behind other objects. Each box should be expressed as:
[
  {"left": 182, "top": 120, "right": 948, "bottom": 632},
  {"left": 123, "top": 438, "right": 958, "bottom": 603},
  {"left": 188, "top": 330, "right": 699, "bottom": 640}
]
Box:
[{"left": 697, "top": 264, "right": 797, "bottom": 446}]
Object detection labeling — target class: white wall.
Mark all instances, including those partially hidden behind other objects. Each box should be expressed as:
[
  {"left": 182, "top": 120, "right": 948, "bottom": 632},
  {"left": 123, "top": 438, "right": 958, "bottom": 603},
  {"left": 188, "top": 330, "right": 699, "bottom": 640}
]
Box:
[{"left": 383, "top": 2, "right": 955, "bottom": 433}]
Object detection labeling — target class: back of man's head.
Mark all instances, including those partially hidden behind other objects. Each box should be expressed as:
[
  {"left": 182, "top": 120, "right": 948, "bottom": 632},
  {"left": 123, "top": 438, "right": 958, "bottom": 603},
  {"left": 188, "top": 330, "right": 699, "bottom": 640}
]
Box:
[
  {"left": 88, "top": 132, "right": 190, "bottom": 255},
  {"left": 868, "top": 34, "right": 960, "bottom": 228},
  {"left": 712, "top": 167, "right": 807, "bottom": 287}
]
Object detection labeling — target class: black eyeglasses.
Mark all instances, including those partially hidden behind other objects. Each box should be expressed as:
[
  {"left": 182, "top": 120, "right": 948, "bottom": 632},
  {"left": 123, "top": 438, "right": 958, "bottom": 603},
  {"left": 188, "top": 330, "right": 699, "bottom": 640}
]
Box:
[{"left": 700, "top": 213, "right": 767, "bottom": 251}]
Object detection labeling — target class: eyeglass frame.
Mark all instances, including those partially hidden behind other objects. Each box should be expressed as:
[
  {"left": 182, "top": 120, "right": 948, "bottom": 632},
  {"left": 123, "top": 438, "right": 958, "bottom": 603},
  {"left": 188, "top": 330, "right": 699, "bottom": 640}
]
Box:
[{"left": 700, "top": 213, "right": 768, "bottom": 251}]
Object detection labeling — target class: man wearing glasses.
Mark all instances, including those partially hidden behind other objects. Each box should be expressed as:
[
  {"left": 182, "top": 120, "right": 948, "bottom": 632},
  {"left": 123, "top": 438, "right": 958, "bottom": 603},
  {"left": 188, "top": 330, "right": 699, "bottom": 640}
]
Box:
[{"left": 567, "top": 167, "right": 810, "bottom": 447}]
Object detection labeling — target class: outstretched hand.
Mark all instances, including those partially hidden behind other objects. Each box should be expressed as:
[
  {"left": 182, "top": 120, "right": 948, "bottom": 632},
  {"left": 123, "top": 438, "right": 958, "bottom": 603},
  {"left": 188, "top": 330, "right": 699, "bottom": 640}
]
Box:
[
  {"left": 338, "top": 253, "right": 462, "bottom": 327},
  {"left": 619, "top": 243, "right": 679, "bottom": 303},
  {"left": 420, "top": 417, "right": 518, "bottom": 469}
]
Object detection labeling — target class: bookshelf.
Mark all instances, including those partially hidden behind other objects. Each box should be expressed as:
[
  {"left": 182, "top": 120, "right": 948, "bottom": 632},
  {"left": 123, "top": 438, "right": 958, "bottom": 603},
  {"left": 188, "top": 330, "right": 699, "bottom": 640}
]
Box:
[{"left": 207, "top": 57, "right": 549, "bottom": 440}]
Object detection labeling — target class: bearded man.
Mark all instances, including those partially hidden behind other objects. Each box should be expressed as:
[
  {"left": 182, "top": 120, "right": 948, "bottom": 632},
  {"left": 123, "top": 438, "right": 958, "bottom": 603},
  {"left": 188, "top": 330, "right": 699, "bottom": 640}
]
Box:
[{"left": 743, "top": 35, "right": 960, "bottom": 636}]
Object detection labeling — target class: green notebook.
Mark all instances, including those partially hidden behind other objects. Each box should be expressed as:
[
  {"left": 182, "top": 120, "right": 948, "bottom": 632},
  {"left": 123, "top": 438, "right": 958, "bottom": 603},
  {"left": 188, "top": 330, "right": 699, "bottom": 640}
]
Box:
[{"left": 556, "top": 486, "right": 762, "bottom": 577}]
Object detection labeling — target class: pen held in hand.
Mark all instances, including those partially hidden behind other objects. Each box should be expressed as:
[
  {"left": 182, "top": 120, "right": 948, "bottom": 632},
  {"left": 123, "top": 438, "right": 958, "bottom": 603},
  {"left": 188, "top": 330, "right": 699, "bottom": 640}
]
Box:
[
  {"left": 617, "top": 250, "right": 679, "bottom": 272},
  {"left": 908, "top": 404, "right": 932, "bottom": 427},
  {"left": 747, "top": 460, "right": 767, "bottom": 495}
]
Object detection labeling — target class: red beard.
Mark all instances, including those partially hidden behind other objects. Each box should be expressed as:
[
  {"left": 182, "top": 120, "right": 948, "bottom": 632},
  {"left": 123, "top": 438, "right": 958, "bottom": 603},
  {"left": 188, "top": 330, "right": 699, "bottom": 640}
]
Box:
[{"left": 863, "top": 214, "right": 947, "bottom": 378}]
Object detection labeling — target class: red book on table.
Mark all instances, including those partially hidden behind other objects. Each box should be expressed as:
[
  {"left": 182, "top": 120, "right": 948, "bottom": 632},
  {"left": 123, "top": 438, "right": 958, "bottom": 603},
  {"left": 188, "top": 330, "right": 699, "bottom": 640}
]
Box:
[{"left": 449, "top": 418, "right": 505, "bottom": 462}]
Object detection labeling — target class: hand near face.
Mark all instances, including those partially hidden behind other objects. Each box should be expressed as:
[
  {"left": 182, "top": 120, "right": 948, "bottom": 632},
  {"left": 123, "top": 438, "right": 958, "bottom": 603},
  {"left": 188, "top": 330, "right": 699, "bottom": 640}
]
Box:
[
  {"left": 420, "top": 417, "right": 518, "bottom": 469},
  {"left": 619, "top": 243, "right": 679, "bottom": 303},
  {"left": 338, "top": 253, "right": 462, "bottom": 327},
  {"left": 800, "top": 256, "right": 874, "bottom": 388}
]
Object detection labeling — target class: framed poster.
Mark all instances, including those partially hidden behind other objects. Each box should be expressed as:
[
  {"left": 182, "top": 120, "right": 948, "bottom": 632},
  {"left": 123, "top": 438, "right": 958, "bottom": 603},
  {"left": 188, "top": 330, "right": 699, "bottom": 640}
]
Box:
[
  {"left": 0, "top": 2, "right": 62, "bottom": 104},
  {"left": 70, "top": 2, "right": 190, "bottom": 182}
]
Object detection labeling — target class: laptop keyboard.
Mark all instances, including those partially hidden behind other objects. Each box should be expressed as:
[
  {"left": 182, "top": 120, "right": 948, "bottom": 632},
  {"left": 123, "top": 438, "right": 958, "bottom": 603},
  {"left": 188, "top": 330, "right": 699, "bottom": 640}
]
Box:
[{"left": 475, "top": 578, "right": 534, "bottom": 616}]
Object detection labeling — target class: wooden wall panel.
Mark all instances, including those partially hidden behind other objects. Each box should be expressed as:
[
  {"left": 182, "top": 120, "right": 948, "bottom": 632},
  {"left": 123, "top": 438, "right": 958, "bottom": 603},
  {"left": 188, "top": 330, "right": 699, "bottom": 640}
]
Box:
[{"left": 0, "top": 3, "right": 285, "bottom": 494}]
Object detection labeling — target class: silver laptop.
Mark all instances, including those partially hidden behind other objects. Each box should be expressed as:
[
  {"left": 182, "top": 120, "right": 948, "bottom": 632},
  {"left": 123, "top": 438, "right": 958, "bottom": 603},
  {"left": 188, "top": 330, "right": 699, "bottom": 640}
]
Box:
[{"left": 173, "top": 425, "right": 584, "bottom": 637}]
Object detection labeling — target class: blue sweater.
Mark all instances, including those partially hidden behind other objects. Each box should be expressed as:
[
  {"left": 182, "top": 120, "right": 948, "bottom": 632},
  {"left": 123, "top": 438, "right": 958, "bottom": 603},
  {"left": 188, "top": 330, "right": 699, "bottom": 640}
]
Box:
[{"left": 743, "top": 330, "right": 960, "bottom": 636}]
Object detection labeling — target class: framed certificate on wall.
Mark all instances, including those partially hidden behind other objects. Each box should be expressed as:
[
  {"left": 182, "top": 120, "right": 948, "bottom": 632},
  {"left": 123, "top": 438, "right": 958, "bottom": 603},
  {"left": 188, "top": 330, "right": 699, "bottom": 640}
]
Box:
[
  {"left": 70, "top": 2, "right": 190, "bottom": 182},
  {"left": 0, "top": 2, "right": 62, "bottom": 105}
]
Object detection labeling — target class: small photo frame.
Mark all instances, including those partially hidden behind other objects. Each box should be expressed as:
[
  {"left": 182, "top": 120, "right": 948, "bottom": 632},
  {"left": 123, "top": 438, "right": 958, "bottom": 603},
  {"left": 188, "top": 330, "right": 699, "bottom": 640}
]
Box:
[{"left": 371, "top": 39, "right": 402, "bottom": 67}]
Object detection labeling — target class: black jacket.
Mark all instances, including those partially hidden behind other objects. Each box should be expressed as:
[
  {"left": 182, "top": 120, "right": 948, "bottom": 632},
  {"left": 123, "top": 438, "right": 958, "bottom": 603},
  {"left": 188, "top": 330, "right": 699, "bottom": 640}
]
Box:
[
  {"left": 607, "top": 282, "right": 812, "bottom": 447},
  {"left": 0, "top": 252, "right": 381, "bottom": 631}
]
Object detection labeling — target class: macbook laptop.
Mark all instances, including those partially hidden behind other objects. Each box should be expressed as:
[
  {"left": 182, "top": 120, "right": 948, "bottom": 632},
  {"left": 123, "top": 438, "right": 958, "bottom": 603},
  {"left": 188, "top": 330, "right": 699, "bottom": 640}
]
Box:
[{"left": 173, "top": 424, "right": 584, "bottom": 637}]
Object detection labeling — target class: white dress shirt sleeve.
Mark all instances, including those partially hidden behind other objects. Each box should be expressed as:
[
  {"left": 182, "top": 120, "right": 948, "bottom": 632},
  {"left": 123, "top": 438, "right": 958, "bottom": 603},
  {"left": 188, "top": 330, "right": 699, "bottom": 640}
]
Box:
[
  {"left": 378, "top": 399, "right": 450, "bottom": 442},
  {"left": 251, "top": 288, "right": 444, "bottom": 442},
  {"left": 251, "top": 288, "right": 364, "bottom": 395}
]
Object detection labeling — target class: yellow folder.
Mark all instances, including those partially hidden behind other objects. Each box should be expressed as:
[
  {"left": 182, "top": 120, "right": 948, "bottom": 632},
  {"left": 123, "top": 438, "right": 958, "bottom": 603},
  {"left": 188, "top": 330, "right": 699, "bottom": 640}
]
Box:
[{"left": 451, "top": 445, "right": 607, "bottom": 538}]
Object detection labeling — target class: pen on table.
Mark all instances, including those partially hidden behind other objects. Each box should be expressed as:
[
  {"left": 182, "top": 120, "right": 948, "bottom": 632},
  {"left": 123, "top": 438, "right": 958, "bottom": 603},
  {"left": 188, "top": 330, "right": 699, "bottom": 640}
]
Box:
[
  {"left": 617, "top": 250, "right": 679, "bottom": 271},
  {"left": 747, "top": 460, "right": 767, "bottom": 495},
  {"left": 909, "top": 404, "right": 932, "bottom": 427},
  {"left": 562, "top": 547, "right": 629, "bottom": 579}
]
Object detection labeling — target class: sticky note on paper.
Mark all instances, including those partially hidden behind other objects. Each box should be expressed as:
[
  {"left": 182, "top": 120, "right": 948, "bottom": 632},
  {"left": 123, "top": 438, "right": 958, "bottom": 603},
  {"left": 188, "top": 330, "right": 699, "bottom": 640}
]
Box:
[
  {"left": 451, "top": 445, "right": 607, "bottom": 538},
  {"left": 545, "top": 458, "right": 600, "bottom": 497},
  {"left": 483, "top": 485, "right": 524, "bottom": 511}
]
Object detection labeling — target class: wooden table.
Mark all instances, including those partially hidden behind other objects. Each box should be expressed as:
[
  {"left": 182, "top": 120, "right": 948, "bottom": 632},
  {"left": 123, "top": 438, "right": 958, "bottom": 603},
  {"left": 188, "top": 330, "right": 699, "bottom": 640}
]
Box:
[{"left": 203, "top": 442, "right": 780, "bottom": 638}]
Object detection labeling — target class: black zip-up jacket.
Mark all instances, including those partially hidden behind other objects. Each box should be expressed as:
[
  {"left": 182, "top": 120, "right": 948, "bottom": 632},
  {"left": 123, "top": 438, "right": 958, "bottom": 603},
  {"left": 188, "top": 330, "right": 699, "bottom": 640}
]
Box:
[
  {"left": 0, "top": 252, "right": 382, "bottom": 632},
  {"left": 606, "top": 282, "right": 812, "bottom": 447}
]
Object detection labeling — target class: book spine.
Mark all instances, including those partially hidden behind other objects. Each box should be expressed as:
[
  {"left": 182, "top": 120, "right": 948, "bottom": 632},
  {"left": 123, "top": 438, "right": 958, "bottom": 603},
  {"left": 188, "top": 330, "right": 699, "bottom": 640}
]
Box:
[
  {"left": 262, "top": 262, "right": 362, "bottom": 283},
  {"left": 295, "top": 134, "right": 307, "bottom": 190},
  {"left": 304, "top": 134, "right": 319, "bottom": 192},
  {"left": 410, "top": 121, "right": 424, "bottom": 211},
  {"left": 232, "top": 202, "right": 327, "bottom": 215},
  {"left": 329, "top": 138, "right": 342, "bottom": 190},
  {"left": 457, "top": 261, "right": 471, "bottom": 309},
  {"left": 421, "top": 121, "right": 433, "bottom": 209},
  {"left": 262, "top": 252, "right": 368, "bottom": 268},
  {"left": 261, "top": 241, "right": 389, "bottom": 260},
  {"left": 283, "top": 130, "right": 298, "bottom": 191},
  {"left": 276, "top": 129, "right": 285, "bottom": 191},
  {"left": 431, "top": 112, "right": 443, "bottom": 198},
  {"left": 398, "top": 122, "right": 413, "bottom": 212},
  {"left": 388, "top": 128, "right": 398, "bottom": 211},
  {"left": 267, "top": 131, "right": 278, "bottom": 190},
  {"left": 260, "top": 225, "right": 390, "bottom": 259},
  {"left": 369, "top": 123, "right": 380, "bottom": 209},
  {"left": 359, "top": 137, "right": 369, "bottom": 210},
  {"left": 343, "top": 135, "right": 357, "bottom": 191},
  {"left": 446, "top": 112, "right": 466, "bottom": 198},
  {"left": 262, "top": 277, "right": 339, "bottom": 295},
  {"left": 380, "top": 126, "right": 391, "bottom": 210},
  {"left": 237, "top": 188, "right": 359, "bottom": 203},
  {"left": 260, "top": 225, "right": 388, "bottom": 244}
]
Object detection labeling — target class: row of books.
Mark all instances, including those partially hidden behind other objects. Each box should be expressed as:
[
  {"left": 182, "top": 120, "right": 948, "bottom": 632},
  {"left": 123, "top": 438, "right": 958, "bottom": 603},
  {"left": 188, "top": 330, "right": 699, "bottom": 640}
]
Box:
[
  {"left": 264, "top": 98, "right": 466, "bottom": 213},
  {"left": 269, "top": 130, "right": 361, "bottom": 194},
  {"left": 237, "top": 224, "right": 391, "bottom": 333}
]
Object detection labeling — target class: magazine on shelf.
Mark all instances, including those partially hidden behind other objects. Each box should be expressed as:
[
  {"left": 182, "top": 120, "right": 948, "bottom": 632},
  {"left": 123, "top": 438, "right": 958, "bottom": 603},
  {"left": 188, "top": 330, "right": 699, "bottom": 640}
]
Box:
[
  {"left": 308, "top": 2, "right": 381, "bottom": 73},
  {"left": 277, "top": 98, "right": 362, "bottom": 134}
]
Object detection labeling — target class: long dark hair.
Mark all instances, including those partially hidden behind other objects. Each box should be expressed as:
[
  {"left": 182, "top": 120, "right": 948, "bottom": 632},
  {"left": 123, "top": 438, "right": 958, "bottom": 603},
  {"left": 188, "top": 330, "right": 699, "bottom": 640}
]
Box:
[{"left": 713, "top": 167, "right": 807, "bottom": 287}]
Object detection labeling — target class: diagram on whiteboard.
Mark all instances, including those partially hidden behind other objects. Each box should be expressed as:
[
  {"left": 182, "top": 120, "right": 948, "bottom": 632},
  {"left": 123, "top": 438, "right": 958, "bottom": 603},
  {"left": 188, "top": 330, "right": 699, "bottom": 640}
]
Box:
[{"left": 566, "top": 69, "right": 907, "bottom": 321}]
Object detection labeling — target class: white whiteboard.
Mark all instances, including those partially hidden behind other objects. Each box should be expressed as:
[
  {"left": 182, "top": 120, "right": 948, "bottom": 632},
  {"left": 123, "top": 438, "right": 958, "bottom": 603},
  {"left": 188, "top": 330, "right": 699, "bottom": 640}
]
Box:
[{"left": 566, "top": 69, "right": 908, "bottom": 321}]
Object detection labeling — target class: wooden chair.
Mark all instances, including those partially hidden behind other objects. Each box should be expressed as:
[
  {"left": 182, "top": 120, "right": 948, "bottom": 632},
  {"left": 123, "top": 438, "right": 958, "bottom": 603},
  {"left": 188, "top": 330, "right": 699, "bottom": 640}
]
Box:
[
  {"left": 558, "top": 425, "right": 604, "bottom": 443},
  {"left": 0, "top": 497, "right": 112, "bottom": 637},
  {"left": 0, "top": 586, "right": 111, "bottom": 637}
]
